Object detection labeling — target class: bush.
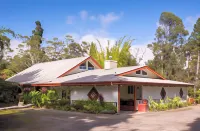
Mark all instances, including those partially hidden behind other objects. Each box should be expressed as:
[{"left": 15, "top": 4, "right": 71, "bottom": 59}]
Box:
[
  {"left": 103, "top": 103, "right": 117, "bottom": 112},
  {"left": 23, "top": 93, "right": 31, "bottom": 104},
  {"left": 58, "top": 99, "right": 70, "bottom": 106},
  {"left": 29, "top": 91, "right": 42, "bottom": 107},
  {"left": 23, "top": 90, "right": 59, "bottom": 107},
  {"left": 149, "top": 96, "right": 190, "bottom": 111},
  {"left": 72, "top": 100, "right": 117, "bottom": 114},
  {"left": 47, "top": 90, "right": 58, "bottom": 102}
]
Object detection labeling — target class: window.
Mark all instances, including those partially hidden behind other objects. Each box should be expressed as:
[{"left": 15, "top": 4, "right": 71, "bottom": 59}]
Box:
[
  {"left": 79, "top": 63, "right": 86, "bottom": 69},
  {"left": 142, "top": 70, "right": 147, "bottom": 75},
  {"left": 136, "top": 70, "right": 147, "bottom": 76},
  {"left": 136, "top": 70, "right": 141, "bottom": 74},
  {"left": 62, "top": 90, "right": 66, "bottom": 99},
  {"left": 180, "top": 88, "right": 183, "bottom": 98},
  {"left": 160, "top": 87, "right": 166, "bottom": 99},
  {"left": 128, "top": 86, "right": 134, "bottom": 94},
  {"left": 88, "top": 62, "right": 94, "bottom": 70}
]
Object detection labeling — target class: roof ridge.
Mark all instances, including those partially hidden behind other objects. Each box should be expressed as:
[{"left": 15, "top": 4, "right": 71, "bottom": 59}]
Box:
[{"left": 33, "top": 56, "right": 89, "bottom": 65}]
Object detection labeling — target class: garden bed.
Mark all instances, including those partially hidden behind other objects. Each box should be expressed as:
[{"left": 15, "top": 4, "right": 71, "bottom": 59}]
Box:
[
  {"left": 22, "top": 90, "right": 117, "bottom": 114},
  {"left": 149, "top": 96, "right": 192, "bottom": 112}
]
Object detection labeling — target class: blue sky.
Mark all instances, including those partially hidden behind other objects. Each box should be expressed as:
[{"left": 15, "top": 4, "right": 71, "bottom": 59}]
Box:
[{"left": 1, "top": 0, "right": 200, "bottom": 63}]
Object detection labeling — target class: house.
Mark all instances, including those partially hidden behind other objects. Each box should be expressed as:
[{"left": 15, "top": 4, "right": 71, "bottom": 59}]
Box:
[{"left": 6, "top": 56, "right": 194, "bottom": 112}]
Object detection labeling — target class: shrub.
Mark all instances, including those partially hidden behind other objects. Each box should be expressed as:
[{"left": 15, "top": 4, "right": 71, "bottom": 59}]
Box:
[
  {"left": 23, "top": 93, "right": 31, "bottom": 104},
  {"left": 149, "top": 96, "right": 158, "bottom": 111},
  {"left": 149, "top": 96, "right": 190, "bottom": 111},
  {"left": 29, "top": 91, "right": 42, "bottom": 107},
  {"left": 41, "top": 93, "right": 49, "bottom": 106},
  {"left": 103, "top": 103, "right": 117, "bottom": 112},
  {"left": 47, "top": 90, "right": 58, "bottom": 102},
  {"left": 58, "top": 99, "right": 70, "bottom": 106},
  {"left": 72, "top": 100, "right": 117, "bottom": 114}
]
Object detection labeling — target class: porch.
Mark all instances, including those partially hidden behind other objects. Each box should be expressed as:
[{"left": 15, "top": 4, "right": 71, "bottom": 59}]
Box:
[{"left": 118, "top": 85, "right": 143, "bottom": 112}]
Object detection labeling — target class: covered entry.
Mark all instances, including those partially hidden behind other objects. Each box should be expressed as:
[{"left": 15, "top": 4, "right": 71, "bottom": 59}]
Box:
[{"left": 119, "top": 85, "right": 142, "bottom": 111}]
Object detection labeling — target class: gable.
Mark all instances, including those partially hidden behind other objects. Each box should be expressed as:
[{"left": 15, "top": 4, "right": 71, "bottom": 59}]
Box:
[
  {"left": 116, "top": 66, "right": 165, "bottom": 80},
  {"left": 58, "top": 57, "right": 102, "bottom": 77},
  {"left": 6, "top": 56, "right": 98, "bottom": 84}
]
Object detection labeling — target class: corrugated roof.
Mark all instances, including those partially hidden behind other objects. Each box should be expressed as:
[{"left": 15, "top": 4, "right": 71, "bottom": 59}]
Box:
[
  {"left": 35, "top": 67, "right": 193, "bottom": 86},
  {"left": 6, "top": 56, "right": 89, "bottom": 84},
  {"left": 36, "top": 66, "right": 143, "bottom": 83},
  {"left": 6, "top": 56, "right": 193, "bottom": 87}
]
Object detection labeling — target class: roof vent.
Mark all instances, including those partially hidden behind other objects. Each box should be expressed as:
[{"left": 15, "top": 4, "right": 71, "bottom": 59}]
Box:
[{"left": 104, "top": 60, "right": 117, "bottom": 69}]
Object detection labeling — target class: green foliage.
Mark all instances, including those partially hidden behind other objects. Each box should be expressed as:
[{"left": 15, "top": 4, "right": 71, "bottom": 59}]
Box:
[
  {"left": 57, "top": 99, "right": 70, "bottom": 106},
  {"left": 23, "top": 90, "right": 58, "bottom": 107},
  {"left": 89, "top": 36, "right": 137, "bottom": 67},
  {"left": 188, "top": 87, "right": 200, "bottom": 98},
  {"left": 147, "top": 12, "right": 189, "bottom": 81},
  {"left": 29, "top": 91, "right": 42, "bottom": 107},
  {"left": 72, "top": 100, "right": 117, "bottom": 114},
  {"left": 149, "top": 96, "right": 189, "bottom": 111},
  {"left": 47, "top": 90, "right": 58, "bottom": 102},
  {"left": 23, "top": 93, "right": 32, "bottom": 104}
]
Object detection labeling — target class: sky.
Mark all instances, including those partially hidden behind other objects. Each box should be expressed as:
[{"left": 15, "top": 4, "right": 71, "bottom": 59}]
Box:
[{"left": 1, "top": 0, "right": 200, "bottom": 65}]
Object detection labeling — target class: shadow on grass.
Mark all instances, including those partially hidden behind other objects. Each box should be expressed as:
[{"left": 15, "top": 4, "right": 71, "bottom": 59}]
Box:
[
  {"left": 0, "top": 109, "right": 139, "bottom": 131},
  {"left": 182, "top": 118, "right": 200, "bottom": 131}
]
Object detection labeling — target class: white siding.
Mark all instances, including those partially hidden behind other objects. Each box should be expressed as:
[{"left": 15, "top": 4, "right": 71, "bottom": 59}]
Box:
[
  {"left": 142, "top": 86, "right": 188, "bottom": 100},
  {"left": 120, "top": 85, "right": 134, "bottom": 100},
  {"left": 66, "top": 59, "right": 101, "bottom": 76},
  {"left": 70, "top": 85, "right": 118, "bottom": 103},
  {"left": 125, "top": 68, "right": 160, "bottom": 79}
]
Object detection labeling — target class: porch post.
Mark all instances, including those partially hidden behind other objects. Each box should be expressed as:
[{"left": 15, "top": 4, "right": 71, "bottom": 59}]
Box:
[
  {"left": 117, "top": 85, "right": 120, "bottom": 113},
  {"left": 134, "top": 86, "right": 136, "bottom": 111}
]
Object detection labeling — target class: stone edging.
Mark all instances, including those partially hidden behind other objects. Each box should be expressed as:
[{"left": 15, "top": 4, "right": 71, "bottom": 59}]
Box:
[{"left": 0, "top": 104, "right": 33, "bottom": 110}]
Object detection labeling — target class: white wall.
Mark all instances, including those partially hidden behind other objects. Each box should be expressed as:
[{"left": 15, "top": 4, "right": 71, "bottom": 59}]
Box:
[
  {"left": 142, "top": 86, "right": 188, "bottom": 100},
  {"left": 120, "top": 85, "right": 134, "bottom": 100},
  {"left": 125, "top": 68, "right": 160, "bottom": 79},
  {"left": 70, "top": 85, "right": 118, "bottom": 103},
  {"left": 66, "top": 59, "right": 100, "bottom": 76}
]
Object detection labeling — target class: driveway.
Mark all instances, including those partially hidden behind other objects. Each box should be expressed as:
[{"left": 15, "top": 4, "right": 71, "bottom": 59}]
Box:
[{"left": 0, "top": 106, "right": 200, "bottom": 131}]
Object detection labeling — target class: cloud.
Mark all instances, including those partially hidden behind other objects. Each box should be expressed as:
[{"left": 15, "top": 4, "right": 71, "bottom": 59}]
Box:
[
  {"left": 131, "top": 40, "right": 154, "bottom": 65},
  {"left": 66, "top": 16, "right": 75, "bottom": 24},
  {"left": 6, "top": 39, "right": 22, "bottom": 57},
  {"left": 90, "top": 16, "right": 96, "bottom": 20},
  {"left": 79, "top": 10, "right": 88, "bottom": 20},
  {"left": 99, "top": 12, "right": 123, "bottom": 27},
  {"left": 79, "top": 34, "right": 116, "bottom": 49},
  {"left": 66, "top": 11, "right": 123, "bottom": 28},
  {"left": 184, "top": 15, "right": 200, "bottom": 33}
]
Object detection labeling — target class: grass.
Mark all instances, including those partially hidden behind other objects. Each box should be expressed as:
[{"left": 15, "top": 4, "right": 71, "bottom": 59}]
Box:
[{"left": 0, "top": 109, "right": 20, "bottom": 115}]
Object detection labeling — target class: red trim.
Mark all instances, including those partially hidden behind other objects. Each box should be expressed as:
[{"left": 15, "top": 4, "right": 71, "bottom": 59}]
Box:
[
  {"left": 134, "top": 86, "right": 136, "bottom": 111},
  {"left": 29, "top": 81, "right": 192, "bottom": 87},
  {"left": 118, "top": 85, "right": 120, "bottom": 113},
  {"left": 58, "top": 56, "right": 102, "bottom": 78},
  {"left": 145, "top": 66, "right": 166, "bottom": 80},
  {"left": 90, "top": 56, "right": 103, "bottom": 69},
  {"left": 116, "top": 66, "right": 166, "bottom": 80}
]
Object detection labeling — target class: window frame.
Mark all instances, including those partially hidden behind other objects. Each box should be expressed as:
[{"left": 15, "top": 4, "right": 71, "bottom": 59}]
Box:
[
  {"left": 128, "top": 86, "right": 134, "bottom": 94},
  {"left": 79, "top": 62, "right": 87, "bottom": 70},
  {"left": 135, "top": 70, "right": 147, "bottom": 76}
]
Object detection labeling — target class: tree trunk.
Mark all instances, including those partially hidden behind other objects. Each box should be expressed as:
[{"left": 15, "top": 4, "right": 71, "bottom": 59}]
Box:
[{"left": 195, "top": 50, "right": 200, "bottom": 98}]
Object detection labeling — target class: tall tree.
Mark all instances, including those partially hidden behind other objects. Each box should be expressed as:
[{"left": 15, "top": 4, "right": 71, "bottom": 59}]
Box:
[
  {"left": 186, "top": 18, "right": 200, "bottom": 94},
  {"left": 45, "top": 37, "right": 66, "bottom": 61},
  {"left": 64, "top": 35, "right": 89, "bottom": 59},
  {"left": 20, "top": 21, "right": 46, "bottom": 65},
  {"left": 0, "top": 27, "right": 15, "bottom": 60},
  {"left": 89, "top": 37, "right": 137, "bottom": 67},
  {"left": 147, "top": 12, "right": 188, "bottom": 81}
]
